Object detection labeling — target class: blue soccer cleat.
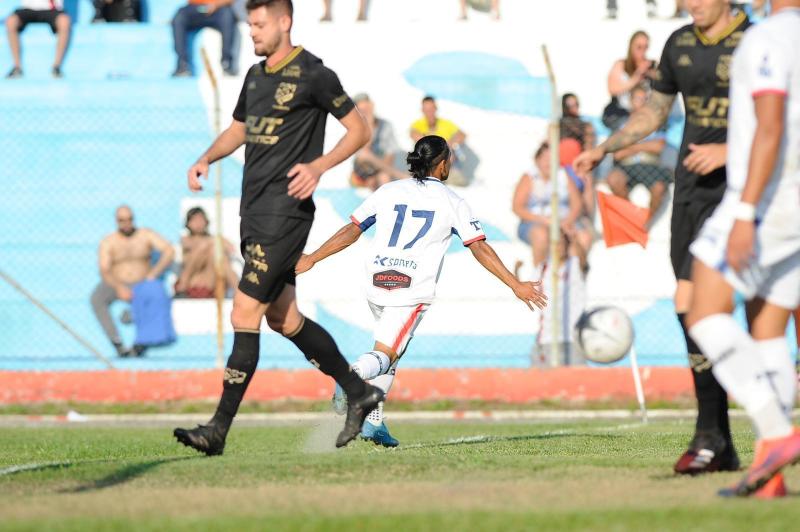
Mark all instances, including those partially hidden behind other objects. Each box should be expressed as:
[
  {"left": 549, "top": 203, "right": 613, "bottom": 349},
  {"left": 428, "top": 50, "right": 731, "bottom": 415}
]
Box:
[{"left": 361, "top": 421, "right": 399, "bottom": 447}]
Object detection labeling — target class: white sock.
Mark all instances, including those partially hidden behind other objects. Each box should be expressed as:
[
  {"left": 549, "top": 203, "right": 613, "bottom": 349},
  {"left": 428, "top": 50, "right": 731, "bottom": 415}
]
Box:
[
  {"left": 756, "top": 338, "right": 797, "bottom": 416},
  {"left": 365, "top": 363, "right": 397, "bottom": 426},
  {"left": 690, "top": 314, "right": 792, "bottom": 440},
  {"left": 352, "top": 350, "right": 391, "bottom": 380}
]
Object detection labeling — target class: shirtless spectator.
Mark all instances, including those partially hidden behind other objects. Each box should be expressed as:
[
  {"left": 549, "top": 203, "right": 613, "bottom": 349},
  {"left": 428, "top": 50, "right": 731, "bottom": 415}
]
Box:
[
  {"left": 91, "top": 206, "right": 174, "bottom": 357},
  {"left": 350, "top": 93, "right": 404, "bottom": 190},
  {"left": 175, "top": 207, "right": 239, "bottom": 298}
]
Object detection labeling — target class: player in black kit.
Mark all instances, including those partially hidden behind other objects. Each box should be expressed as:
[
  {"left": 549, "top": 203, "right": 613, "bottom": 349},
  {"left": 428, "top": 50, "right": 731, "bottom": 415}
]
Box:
[
  {"left": 174, "top": 0, "right": 380, "bottom": 454},
  {"left": 576, "top": 0, "right": 750, "bottom": 475}
]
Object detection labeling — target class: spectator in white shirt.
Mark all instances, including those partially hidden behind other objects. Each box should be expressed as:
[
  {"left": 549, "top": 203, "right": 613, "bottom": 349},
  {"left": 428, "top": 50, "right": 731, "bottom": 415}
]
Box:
[{"left": 5, "top": 0, "right": 71, "bottom": 78}]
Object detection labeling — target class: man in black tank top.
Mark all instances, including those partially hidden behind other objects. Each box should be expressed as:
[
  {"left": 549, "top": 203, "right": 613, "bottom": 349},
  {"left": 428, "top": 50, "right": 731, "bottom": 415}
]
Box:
[
  {"left": 174, "top": 0, "right": 384, "bottom": 455},
  {"left": 576, "top": 1, "right": 750, "bottom": 476}
]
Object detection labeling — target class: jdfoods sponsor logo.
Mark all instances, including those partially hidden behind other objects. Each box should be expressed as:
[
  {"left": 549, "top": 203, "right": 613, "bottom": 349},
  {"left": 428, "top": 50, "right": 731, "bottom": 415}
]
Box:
[{"left": 373, "top": 270, "right": 412, "bottom": 291}]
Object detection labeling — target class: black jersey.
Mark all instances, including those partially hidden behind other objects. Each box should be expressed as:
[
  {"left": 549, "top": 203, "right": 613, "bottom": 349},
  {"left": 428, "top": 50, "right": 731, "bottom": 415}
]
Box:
[
  {"left": 233, "top": 47, "right": 355, "bottom": 219},
  {"left": 651, "top": 11, "right": 750, "bottom": 203}
]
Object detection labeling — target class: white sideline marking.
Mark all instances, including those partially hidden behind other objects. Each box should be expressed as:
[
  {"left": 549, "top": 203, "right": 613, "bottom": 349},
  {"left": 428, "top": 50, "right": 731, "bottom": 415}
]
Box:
[{"left": 0, "top": 409, "right": 752, "bottom": 427}]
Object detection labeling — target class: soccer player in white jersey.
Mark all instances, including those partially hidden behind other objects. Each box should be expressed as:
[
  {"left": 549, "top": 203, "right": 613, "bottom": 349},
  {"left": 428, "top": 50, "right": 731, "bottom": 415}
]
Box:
[
  {"left": 685, "top": 0, "right": 800, "bottom": 498},
  {"left": 296, "top": 135, "right": 547, "bottom": 445}
]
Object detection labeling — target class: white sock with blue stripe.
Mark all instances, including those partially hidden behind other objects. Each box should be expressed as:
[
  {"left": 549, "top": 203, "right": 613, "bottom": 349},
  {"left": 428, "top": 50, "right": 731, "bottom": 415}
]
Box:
[{"left": 352, "top": 350, "right": 391, "bottom": 381}]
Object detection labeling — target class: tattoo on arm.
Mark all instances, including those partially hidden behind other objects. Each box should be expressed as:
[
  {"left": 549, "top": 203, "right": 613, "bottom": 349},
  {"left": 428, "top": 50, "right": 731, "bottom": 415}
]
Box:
[{"left": 602, "top": 91, "right": 675, "bottom": 154}]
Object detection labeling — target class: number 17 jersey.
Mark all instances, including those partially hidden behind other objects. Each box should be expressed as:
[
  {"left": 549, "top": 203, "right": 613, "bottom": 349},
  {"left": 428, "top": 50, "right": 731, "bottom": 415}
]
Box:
[{"left": 350, "top": 177, "right": 486, "bottom": 306}]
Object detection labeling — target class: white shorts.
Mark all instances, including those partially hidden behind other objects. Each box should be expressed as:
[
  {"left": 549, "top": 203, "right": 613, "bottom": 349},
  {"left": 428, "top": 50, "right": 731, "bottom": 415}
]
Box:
[
  {"left": 368, "top": 301, "right": 429, "bottom": 357},
  {"left": 690, "top": 188, "right": 800, "bottom": 309}
]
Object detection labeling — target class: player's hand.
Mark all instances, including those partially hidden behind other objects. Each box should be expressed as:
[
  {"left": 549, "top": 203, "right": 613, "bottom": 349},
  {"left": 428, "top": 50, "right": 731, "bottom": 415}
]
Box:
[
  {"left": 573, "top": 147, "right": 605, "bottom": 178},
  {"left": 287, "top": 161, "right": 324, "bottom": 200},
  {"left": 683, "top": 143, "right": 726, "bottom": 175},
  {"left": 726, "top": 219, "right": 755, "bottom": 273},
  {"left": 188, "top": 158, "right": 209, "bottom": 192},
  {"left": 513, "top": 280, "right": 547, "bottom": 311},
  {"left": 294, "top": 254, "right": 316, "bottom": 275},
  {"left": 116, "top": 285, "right": 133, "bottom": 302}
]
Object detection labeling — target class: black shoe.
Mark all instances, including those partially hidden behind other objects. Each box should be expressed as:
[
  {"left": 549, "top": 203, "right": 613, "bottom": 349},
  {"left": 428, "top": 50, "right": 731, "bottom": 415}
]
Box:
[
  {"left": 172, "top": 67, "right": 191, "bottom": 78},
  {"left": 174, "top": 422, "right": 226, "bottom": 456},
  {"left": 129, "top": 344, "right": 147, "bottom": 358},
  {"left": 336, "top": 384, "right": 385, "bottom": 448},
  {"left": 113, "top": 342, "right": 128, "bottom": 358},
  {"left": 52, "top": 66, "right": 62, "bottom": 79},
  {"left": 6, "top": 67, "right": 22, "bottom": 79},
  {"left": 674, "top": 430, "right": 739, "bottom": 475}
]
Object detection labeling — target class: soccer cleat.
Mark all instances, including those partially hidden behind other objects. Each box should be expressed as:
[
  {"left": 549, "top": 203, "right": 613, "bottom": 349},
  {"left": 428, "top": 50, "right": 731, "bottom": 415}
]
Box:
[
  {"left": 331, "top": 384, "right": 347, "bottom": 415},
  {"left": 336, "top": 384, "right": 385, "bottom": 448},
  {"left": 361, "top": 421, "right": 399, "bottom": 448},
  {"left": 674, "top": 431, "right": 740, "bottom": 475},
  {"left": 52, "top": 66, "right": 62, "bottom": 79},
  {"left": 719, "top": 429, "right": 800, "bottom": 497},
  {"left": 173, "top": 422, "right": 226, "bottom": 456},
  {"left": 6, "top": 67, "right": 23, "bottom": 79}
]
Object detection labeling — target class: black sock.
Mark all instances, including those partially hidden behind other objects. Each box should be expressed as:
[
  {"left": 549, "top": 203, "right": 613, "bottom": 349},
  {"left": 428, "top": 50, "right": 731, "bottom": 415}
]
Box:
[
  {"left": 211, "top": 331, "right": 260, "bottom": 432},
  {"left": 678, "top": 313, "right": 731, "bottom": 441},
  {"left": 288, "top": 317, "right": 366, "bottom": 398}
]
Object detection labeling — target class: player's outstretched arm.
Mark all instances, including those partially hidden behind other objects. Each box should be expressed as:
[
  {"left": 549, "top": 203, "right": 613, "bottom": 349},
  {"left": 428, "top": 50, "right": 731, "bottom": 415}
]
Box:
[
  {"left": 574, "top": 90, "right": 675, "bottom": 176},
  {"left": 467, "top": 240, "right": 547, "bottom": 311},
  {"left": 295, "top": 223, "right": 364, "bottom": 274},
  {"left": 726, "top": 93, "right": 786, "bottom": 273},
  {"left": 287, "top": 108, "right": 370, "bottom": 200},
  {"left": 187, "top": 120, "right": 247, "bottom": 192}
]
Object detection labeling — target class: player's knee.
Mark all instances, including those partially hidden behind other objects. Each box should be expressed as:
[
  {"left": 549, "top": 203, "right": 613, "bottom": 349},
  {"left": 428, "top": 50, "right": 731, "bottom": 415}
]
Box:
[
  {"left": 265, "top": 313, "right": 286, "bottom": 334},
  {"left": 230, "top": 305, "right": 261, "bottom": 330},
  {"left": 6, "top": 14, "right": 19, "bottom": 30},
  {"left": 55, "top": 14, "right": 70, "bottom": 30}
]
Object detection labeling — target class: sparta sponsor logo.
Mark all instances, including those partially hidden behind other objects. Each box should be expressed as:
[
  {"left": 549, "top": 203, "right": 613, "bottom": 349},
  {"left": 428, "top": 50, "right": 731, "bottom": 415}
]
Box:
[
  {"left": 374, "top": 255, "right": 417, "bottom": 269},
  {"left": 373, "top": 270, "right": 412, "bottom": 291}
]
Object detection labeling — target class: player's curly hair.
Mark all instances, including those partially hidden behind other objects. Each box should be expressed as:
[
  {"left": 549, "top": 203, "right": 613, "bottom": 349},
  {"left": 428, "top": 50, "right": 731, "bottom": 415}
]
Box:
[{"left": 406, "top": 135, "right": 450, "bottom": 181}]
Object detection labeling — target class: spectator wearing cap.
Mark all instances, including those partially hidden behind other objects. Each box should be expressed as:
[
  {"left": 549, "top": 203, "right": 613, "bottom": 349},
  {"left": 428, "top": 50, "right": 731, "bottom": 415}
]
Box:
[
  {"left": 350, "top": 93, "right": 404, "bottom": 190},
  {"left": 5, "top": 0, "right": 71, "bottom": 79}
]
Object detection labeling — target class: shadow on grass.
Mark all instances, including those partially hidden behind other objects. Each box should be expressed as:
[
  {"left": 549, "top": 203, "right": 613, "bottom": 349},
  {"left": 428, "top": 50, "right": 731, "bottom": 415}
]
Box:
[
  {"left": 399, "top": 431, "right": 622, "bottom": 451},
  {"left": 62, "top": 456, "right": 196, "bottom": 493}
]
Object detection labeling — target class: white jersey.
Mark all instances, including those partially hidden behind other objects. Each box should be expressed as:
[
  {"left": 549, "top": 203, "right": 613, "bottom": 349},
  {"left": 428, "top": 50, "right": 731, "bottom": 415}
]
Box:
[
  {"left": 727, "top": 8, "right": 800, "bottom": 204},
  {"left": 22, "top": 0, "right": 63, "bottom": 10},
  {"left": 350, "top": 177, "right": 486, "bottom": 306}
]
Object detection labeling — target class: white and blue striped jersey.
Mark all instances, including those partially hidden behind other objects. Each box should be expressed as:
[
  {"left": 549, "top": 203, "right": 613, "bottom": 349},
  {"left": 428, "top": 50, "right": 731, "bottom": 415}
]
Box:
[{"left": 350, "top": 177, "right": 486, "bottom": 306}]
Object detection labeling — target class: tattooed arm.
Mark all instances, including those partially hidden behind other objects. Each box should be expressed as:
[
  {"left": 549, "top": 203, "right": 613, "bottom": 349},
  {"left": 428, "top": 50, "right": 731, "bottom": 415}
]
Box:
[{"left": 574, "top": 90, "right": 676, "bottom": 176}]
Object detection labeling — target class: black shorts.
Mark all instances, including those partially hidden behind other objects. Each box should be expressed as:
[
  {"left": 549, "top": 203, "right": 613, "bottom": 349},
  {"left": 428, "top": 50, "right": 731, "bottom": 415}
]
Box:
[
  {"left": 670, "top": 198, "right": 720, "bottom": 281},
  {"left": 618, "top": 163, "right": 673, "bottom": 189},
  {"left": 14, "top": 9, "right": 63, "bottom": 33},
  {"left": 238, "top": 214, "right": 312, "bottom": 303}
]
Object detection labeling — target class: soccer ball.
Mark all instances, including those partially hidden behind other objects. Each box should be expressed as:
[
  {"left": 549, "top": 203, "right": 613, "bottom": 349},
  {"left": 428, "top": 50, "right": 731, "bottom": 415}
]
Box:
[{"left": 574, "top": 306, "right": 634, "bottom": 364}]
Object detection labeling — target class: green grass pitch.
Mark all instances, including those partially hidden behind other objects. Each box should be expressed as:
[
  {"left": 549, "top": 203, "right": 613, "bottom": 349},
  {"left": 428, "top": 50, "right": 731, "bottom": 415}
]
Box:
[{"left": 1, "top": 417, "right": 798, "bottom": 531}]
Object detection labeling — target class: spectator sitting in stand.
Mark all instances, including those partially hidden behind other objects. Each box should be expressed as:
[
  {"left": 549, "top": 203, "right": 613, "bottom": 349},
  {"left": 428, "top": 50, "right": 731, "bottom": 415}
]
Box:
[
  {"left": 92, "top": 0, "right": 143, "bottom": 22},
  {"left": 560, "top": 93, "right": 596, "bottom": 151},
  {"left": 320, "top": 0, "right": 369, "bottom": 21},
  {"left": 512, "top": 142, "right": 586, "bottom": 269},
  {"left": 175, "top": 207, "right": 240, "bottom": 298},
  {"left": 607, "top": 0, "right": 657, "bottom": 19},
  {"left": 458, "top": 0, "right": 500, "bottom": 20},
  {"left": 171, "top": 0, "right": 238, "bottom": 77},
  {"left": 91, "top": 206, "right": 175, "bottom": 358},
  {"left": 605, "top": 86, "right": 673, "bottom": 226},
  {"left": 410, "top": 96, "right": 470, "bottom": 185},
  {"left": 5, "top": 0, "right": 71, "bottom": 79},
  {"left": 603, "top": 30, "right": 657, "bottom": 130},
  {"left": 350, "top": 93, "right": 405, "bottom": 190}
]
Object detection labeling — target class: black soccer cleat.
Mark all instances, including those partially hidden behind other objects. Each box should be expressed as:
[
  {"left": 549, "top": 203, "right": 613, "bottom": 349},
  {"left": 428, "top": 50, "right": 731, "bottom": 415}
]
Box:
[
  {"left": 336, "top": 384, "right": 385, "bottom": 448},
  {"left": 673, "top": 430, "right": 740, "bottom": 475},
  {"left": 174, "top": 423, "right": 226, "bottom": 456}
]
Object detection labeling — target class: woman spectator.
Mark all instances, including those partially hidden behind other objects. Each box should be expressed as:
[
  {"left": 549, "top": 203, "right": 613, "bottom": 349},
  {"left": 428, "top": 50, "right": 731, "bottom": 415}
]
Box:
[
  {"left": 512, "top": 142, "right": 585, "bottom": 268},
  {"left": 607, "top": 31, "right": 657, "bottom": 113}
]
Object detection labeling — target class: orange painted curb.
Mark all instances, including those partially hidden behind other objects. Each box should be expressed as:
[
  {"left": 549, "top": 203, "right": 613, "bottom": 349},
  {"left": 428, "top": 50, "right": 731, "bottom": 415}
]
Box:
[{"left": 0, "top": 368, "right": 693, "bottom": 404}]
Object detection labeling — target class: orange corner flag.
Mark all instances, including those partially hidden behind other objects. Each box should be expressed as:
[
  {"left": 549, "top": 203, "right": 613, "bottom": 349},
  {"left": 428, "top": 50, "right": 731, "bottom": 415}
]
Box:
[{"left": 597, "top": 191, "right": 649, "bottom": 248}]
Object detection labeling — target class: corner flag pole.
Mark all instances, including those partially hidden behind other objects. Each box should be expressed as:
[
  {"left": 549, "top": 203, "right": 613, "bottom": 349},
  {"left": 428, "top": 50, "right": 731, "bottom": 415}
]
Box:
[
  {"left": 629, "top": 345, "right": 648, "bottom": 423},
  {"left": 201, "top": 47, "right": 225, "bottom": 370},
  {"left": 542, "top": 45, "right": 561, "bottom": 368}
]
